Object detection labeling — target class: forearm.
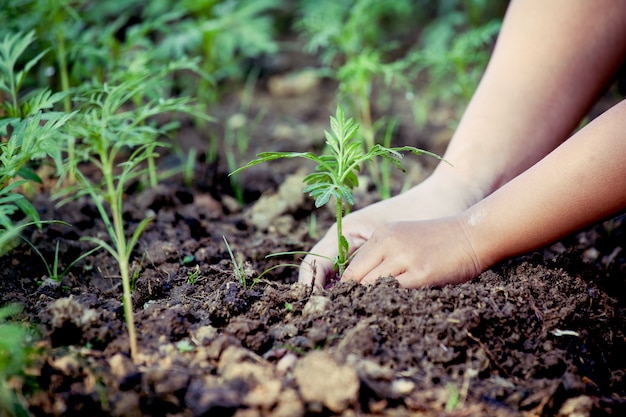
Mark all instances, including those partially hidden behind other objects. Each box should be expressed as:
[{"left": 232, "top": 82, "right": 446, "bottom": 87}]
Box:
[
  {"left": 430, "top": 0, "right": 626, "bottom": 199},
  {"left": 463, "top": 100, "right": 626, "bottom": 269}
]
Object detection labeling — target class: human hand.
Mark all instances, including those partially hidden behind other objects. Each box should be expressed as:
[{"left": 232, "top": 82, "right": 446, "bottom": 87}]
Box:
[
  {"left": 341, "top": 216, "right": 484, "bottom": 288},
  {"left": 297, "top": 174, "right": 483, "bottom": 288},
  {"left": 297, "top": 204, "right": 380, "bottom": 289}
]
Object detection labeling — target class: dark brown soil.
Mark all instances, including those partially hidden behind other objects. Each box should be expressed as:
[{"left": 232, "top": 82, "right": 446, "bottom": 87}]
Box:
[{"left": 2, "top": 57, "right": 626, "bottom": 417}]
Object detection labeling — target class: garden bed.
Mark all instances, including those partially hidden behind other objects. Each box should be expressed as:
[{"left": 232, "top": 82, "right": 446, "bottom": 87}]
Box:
[{"left": 2, "top": 70, "right": 626, "bottom": 417}]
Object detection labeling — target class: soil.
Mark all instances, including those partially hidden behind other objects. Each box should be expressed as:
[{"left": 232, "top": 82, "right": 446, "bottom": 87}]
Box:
[{"left": 2, "top": 51, "right": 626, "bottom": 417}]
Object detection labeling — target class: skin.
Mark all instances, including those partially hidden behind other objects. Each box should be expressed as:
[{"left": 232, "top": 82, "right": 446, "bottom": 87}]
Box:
[{"left": 299, "top": 0, "right": 626, "bottom": 289}]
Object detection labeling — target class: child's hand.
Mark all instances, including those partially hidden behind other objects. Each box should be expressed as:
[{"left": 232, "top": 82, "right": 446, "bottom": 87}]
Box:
[
  {"left": 298, "top": 175, "right": 480, "bottom": 288},
  {"left": 341, "top": 217, "right": 483, "bottom": 288},
  {"left": 298, "top": 208, "right": 378, "bottom": 289}
]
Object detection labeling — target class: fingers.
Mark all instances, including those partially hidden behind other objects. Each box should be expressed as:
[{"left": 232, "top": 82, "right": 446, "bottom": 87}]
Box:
[
  {"left": 298, "top": 250, "right": 334, "bottom": 288},
  {"left": 341, "top": 242, "right": 386, "bottom": 285},
  {"left": 298, "top": 217, "right": 373, "bottom": 288}
]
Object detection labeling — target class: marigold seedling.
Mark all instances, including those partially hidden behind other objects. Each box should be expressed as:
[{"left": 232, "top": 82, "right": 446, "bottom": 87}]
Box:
[
  {"left": 231, "top": 105, "right": 444, "bottom": 278},
  {"left": 0, "top": 31, "right": 73, "bottom": 254},
  {"left": 54, "top": 68, "right": 209, "bottom": 361}
]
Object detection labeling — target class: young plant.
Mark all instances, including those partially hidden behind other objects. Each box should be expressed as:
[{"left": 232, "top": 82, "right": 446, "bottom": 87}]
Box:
[
  {"left": 231, "top": 105, "right": 444, "bottom": 277},
  {"left": 223, "top": 235, "right": 255, "bottom": 289},
  {"left": 161, "top": 0, "right": 281, "bottom": 103},
  {"left": 54, "top": 69, "right": 208, "bottom": 361},
  {"left": 408, "top": 18, "right": 501, "bottom": 126},
  {"left": 224, "top": 68, "right": 266, "bottom": 204},
  {"left": 0, "top": 30, "right": 73, "bottom": 254},
  {"left": 223, "top": 235, "right": 299, "bottom": 289},
  {"left": 22, "top": 237, "right": 101, "bottom": 284},
  {"left": 187, "top": 265, "right": 201, "bottom": 285}
]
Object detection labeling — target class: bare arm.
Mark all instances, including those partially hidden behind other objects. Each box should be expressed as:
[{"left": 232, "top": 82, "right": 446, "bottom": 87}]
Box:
[
  {"left": 301, "top": 0, "right": 626, "bottom": 287},
  {"left": 465, "top": 100, "right": 626, "bottom": 273},
  {"left": 343, "top": 99, "right": 626, "bottom": 288},
  {"left": 433, "top": 0, "right": 626, "bottom": 198}
]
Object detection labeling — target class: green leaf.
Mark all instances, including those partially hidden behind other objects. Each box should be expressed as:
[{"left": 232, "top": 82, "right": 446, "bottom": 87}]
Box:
[
  {"left": 338, "top": 234, "right": 350, "bottom": 266},
  {"left": 13, "top": 196, "right": 40, "bottom": 225},
  {"left": 338, "top": 185, "right": 355, "bottom": 206},
  {"left": 17, "top": 166, "right": 42, "bottom": 184},
  {"left": 229, "top": 151, "right": 320, "bottom": 176},
  {"left": 313, "top": 187, "right": 337, "bottom": 208},
  {"left": 126, "top": 216, "right": 154, "bottom": 259}
]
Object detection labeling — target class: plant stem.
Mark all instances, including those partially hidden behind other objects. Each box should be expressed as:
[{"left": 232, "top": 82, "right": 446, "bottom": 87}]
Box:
[
  {"left": 118, "top": 245, "right": 137, "bottom": 360},
  {"left": 102, "top": 147, "right": 138, "bottom": 360},
  {"left": 335, "top": 196, "right": 346, "bottom": 276},
  {"left": 55, "top": 27, "right": 75, "bottom": 183}
]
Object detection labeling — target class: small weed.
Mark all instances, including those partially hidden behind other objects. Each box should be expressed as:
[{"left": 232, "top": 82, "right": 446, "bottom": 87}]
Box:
[
  {"left": 445, "top": 382, "right": 461, "bottom": 411},
  {"left": 232, "top": 105, "right": 444, "bottom": 277},
  {"left": 187, "top": 265, "right": 201, "bottom": 285},
  {"left": 223, "top": 235, "right": 255, "bottom": 289},
  {"left": 176, "top": 339, "right": 195, "bottom": 353},
  {"left": 23, "top": 236, "right": 101, "bottom": 283},
  {"left": 182, "top": 254, "right": 196, "bottom": 266}
]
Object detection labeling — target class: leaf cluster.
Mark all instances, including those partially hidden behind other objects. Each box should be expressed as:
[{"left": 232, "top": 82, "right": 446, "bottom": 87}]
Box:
[
  {"left": 0, "top": 31, "right": 74, "bottom": 251},
  {"left": 55, "top": 68, "right": 208, "bottom": 252},
  {"left": 172, "top": 0, "right": 281, "bottom": 82},
  {"left": 0, "top": 304, "right": 36, "bottom": 417},
  {"left": 0, "top": 0, "right": 283, "bottom": 104},
  {"left": 295, "top": 0, "right": 417, "bottom": 65},
  {"left": 413, "top": 17, "right": 501, "bottom": 103},
  {"left": 234, "top": 105, "right": 440, "bottom": 209}
]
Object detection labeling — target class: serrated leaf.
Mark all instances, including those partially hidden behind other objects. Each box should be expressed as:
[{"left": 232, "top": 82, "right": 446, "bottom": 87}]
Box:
[
  {"left": 344, "top": 170, "right": 359, "bottom": 189},
  {"left": 338, "top": 185, "right": 354, "bottom": 206},
  {"left": 313, "top": 187, "right": 337, "bottom": 208},
  {"left": 303, "top": 182, "right": 330, "bottom": 193}
]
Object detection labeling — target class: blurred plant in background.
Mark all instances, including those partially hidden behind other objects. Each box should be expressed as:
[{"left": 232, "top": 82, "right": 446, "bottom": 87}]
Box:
[
  {"left": 0, "top": 30, "right": 74, "bottom": 254},
  {"left": 294, "top": 0, "right": 505, "bottom": 198},
  {"left": 0, "top": 304, "right": 38, "bottom": 417},
  {"left": 408, "top": 1, "right": 503, "bottom": 127}
]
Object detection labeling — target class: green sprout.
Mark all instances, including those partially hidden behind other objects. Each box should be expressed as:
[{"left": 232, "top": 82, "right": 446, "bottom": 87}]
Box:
[
  {"left": 22, "top": 236, "right": 101, "bottom": 284},
  {"left": 223, "top": 235, "right": 254, "bottom": 289},
  {"left": 187, "top": 265, "right": 201, "bottom": 285},
  {"left": 231, "top": 105, "right": 444, "bottom": 277}
]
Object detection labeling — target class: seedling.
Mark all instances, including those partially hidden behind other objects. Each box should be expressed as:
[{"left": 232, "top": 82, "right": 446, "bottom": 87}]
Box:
[
  {"left": 296, "top": 1, "right": 417, "bottom": 199},
  {"left": 187, "top": 265, "right": 201, "bottom": 285},
  {"left": 223, "top": 235, "right": 255, "bottom": 289},
  {"left": 22, "top": 235, "right": 101, "bottom": 284},
  {"left": 0, "top": 31, "right": 73, "bottom": 253},
  {"left": 223, "top": 235, "right": 299, "bottom": 289},
  {"left": 231, "top": 105, "right": 444, "bottom": 278},
  {"left": 54, "top": 69, "right": 208, "bottom": 361}
]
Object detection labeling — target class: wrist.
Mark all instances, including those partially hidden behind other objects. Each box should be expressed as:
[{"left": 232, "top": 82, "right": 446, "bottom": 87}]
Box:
[
  {"left": 411, "top": 168, "right": 486, "bottom": 214},
  {"left": 457, "top": 206, "right": 497, "bottom": 274}
]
